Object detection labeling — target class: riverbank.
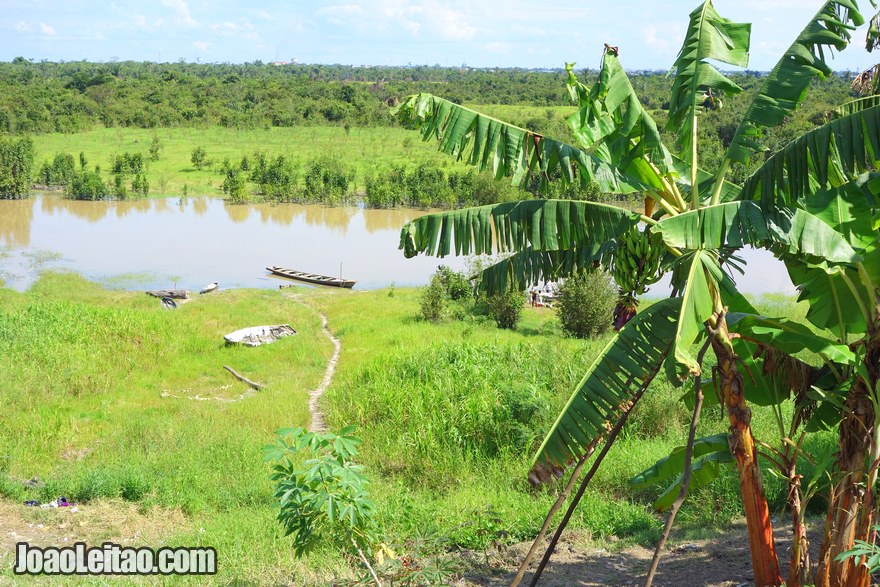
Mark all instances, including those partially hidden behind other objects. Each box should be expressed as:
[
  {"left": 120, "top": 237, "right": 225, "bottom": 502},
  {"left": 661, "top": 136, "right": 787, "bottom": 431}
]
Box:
[{"left": 0, "top": 273, "right": 824, "bottom": 584}]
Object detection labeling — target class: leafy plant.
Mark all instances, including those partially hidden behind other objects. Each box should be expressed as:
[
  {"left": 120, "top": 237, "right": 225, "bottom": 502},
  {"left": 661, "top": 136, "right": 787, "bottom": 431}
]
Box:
[
  {"left": 190, "top": 145, "right": 209, "bottom": 170},
  {"left": 264, "top": 426, "right": 384, "bottom": 584},
  {"left": 836, "top": 526, "right": 880, "bottom": 575},
  {"left": 556, "top": 270, "right": 616, "bottom": 339},
  {"left": 487, "top": 290, "right": 524, "bottom": 330},
  {"left": 419, "top": 274, "right": 446, "bottom": 323}
]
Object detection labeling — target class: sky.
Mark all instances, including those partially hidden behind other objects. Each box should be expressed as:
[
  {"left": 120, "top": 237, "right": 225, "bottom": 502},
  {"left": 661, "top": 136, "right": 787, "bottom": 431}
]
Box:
[{"left": 1, "top": 0, "right": 878, "bottom": 72}]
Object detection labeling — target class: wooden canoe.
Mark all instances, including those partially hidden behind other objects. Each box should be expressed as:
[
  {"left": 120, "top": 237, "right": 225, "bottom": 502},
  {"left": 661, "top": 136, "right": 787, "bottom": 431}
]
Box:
[
  {"left": 266, "top": 266, "right": 356, "bottom": 288},
  {"left": 224, "top": 324, "right": 296, "bottom": 347}
]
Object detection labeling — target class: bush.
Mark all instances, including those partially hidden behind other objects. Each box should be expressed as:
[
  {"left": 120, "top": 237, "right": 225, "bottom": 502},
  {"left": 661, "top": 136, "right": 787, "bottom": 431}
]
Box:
[
  {"left": 222, "top": 167, "right": 250, "bottom": 203},
  {"left": 419, "top": 275, "right": 446, "bottom": 323},
  {"left": 436, "top": 265, "right": 471, "bottom": 300},
  {"left": 0, "top": 136, "right": 34, "bottom": 199},
  {"left": 191, "top": 145, "right": 208, "bottom": 170},
  {"left": 67, "top": 169, "right": 109, "bottom": 200},
  {"left": 303, "top": 155, "right": 355, "bottom": 203},
  {"left": 487, "top": 290, "right": 524, "bottom": 329},
  {"left": 556, "top": 270, "right": 616, "bottom": 338}
]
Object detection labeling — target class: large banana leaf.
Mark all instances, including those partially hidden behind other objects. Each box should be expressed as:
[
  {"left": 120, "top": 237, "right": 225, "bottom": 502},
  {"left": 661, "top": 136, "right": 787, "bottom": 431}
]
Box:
[
  {"left": 529, "top": 297, "right": 681, "bottom": 484},
  {"left": 664, "top": 249, "right": 759, "bottom": 384},
  {"left": 667, "top": 0, "right": 750, "bottom": 164},
  {"left": 395, "top": 93, "right": 646, "bottom": 194},
  {"left": 738, "top": 105, "right": 880, "bottom": 206},
  {"left": 726, "top": 313, "right": 857, "bottom": 365},
  {"left": 836, "top": 94, "right": 880, "bottom": 117},
  {"left": 566, "top": 53, "right": 675, "bottom": 184},
  {"left": 398, "top": 199, "right": 641, "bottom": 259},
  {"left": 724, "top": 0, "right": 863, "bottom": 167},
  {"left": 656, "top": 201, "right": 862, "bottom": 264},
  {"left": 630, "top": 433, "right": 733, "bottom": 511},
  {"left": 801, "top": 173, "right": 879, "bottom": 250},
  {"left": 476, "top": 241, "right": 615, "bottom": 295},
  {"left": 786, "top": 258, "right": 870, "bottom": 337}
]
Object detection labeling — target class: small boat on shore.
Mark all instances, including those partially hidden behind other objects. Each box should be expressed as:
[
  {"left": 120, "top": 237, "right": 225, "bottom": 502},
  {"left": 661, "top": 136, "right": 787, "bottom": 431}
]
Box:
[
  {"left": 224, "top": 324, "right": 296, "bottom": 347},
  {"left": 266, "top": 266, "right": 356, "bottom": 288}
]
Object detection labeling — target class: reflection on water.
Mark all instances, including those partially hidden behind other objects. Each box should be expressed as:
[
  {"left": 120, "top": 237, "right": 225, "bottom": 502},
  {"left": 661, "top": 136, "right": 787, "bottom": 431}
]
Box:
[
  {"left": 0, "top": 198, "right": 34, "bottom": 248},
  {"left": 0, "top": 194, "right": 462, "bottom": 291},
  {"left": 0, "top": 194, "right": 796, "bottom": 295}
]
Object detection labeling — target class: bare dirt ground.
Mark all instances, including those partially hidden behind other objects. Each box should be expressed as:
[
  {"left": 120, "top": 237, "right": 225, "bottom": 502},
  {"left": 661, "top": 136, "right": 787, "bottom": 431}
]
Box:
[
  {"left": 0, "top": 499, "right": 187, "bottom": 578},
  {"left": 457, "top": 521, "right": 878, "bottom": 587}
]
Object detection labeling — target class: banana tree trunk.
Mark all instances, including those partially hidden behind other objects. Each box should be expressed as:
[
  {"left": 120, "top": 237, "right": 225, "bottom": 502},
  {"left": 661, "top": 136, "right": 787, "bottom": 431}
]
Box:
[
  {"left": 787, "top": 459, "right": 811, "bottom": 587},
  {"left": 817, "top": 325, "right": 879, "bottom": 587},
  {"left": 710, "top": 314, "right": 783, "bottom": 587}
]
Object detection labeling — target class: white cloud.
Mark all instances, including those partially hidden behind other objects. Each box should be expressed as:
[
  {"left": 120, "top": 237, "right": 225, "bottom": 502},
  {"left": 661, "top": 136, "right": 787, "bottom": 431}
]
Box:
[
  {"left": 192, "top": 40, "right": 210, "bottom": 52},
  {"left": 14, "top": 21, "right": 31, "bottom": 33},
  {"left": 161, "top": 0, "right": 199, "bottom": 28},
  {"left": 485, "top": 41, "right": 511, "bottom": 54},
  {"left": 40, "top": 22, "right": 56, "bottom": 36},
  {"left": 422, "top": 1, "right": 475, "bottom": 40},
  {"left": 318, "top": 4, "right": 364, "bottom": 17}
]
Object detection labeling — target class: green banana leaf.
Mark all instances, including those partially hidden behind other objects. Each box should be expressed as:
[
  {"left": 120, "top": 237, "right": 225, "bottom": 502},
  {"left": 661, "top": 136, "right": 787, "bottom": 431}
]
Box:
[
  {"left": 566, "top": 53, "right": 675, "bottom": 183},
  {"left": 656, "top": 201, "right": 862, "bottom": 264},
  {"left": 395, "top": 93, "right": 646, "bottom": 194},
  {"left": 398, "top": 199, "right": 641, "bottom": 259},
  {"left": 475, "top": 241, "right": 615, "bottom": 295},
  {"left": 724, "top": 0, "right": 863, "bottom": 167},
  {"left": 738, "top": 105, "right": 880, "bottom": 206},
  {"left": 529, "top": 297, "right": 681, "bottom": 484},
  {"left": 786, "top": 258, "right": 869, "bottom": 337},
  {"left": 665, "top": 251, "right": 719, "bottom": 383},
  {"left": 630, "top": 433, "right": 734, "bottom": 511},
  {"left": 801, "top": 173, "right": 879, "bottom": 250},
  {"left": 726, "top": 313, "right": 857, "bottom": 365},
  {"left": 667, "top": 0, "right": 750, "bottom": 163},
  {"left": 835, "top": 94, "right": 880, "bottom": 117}
]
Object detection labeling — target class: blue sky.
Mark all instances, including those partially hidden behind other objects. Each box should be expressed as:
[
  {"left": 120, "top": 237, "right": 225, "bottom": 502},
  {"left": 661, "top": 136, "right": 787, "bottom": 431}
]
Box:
[{"left": 2, "top": 0, "right": 878, "bottom": 71}]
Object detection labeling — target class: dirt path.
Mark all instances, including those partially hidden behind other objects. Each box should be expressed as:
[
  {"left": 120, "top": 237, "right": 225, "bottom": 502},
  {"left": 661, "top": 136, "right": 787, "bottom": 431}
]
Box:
[
  {"left": 308, "top": 309, "right": 340, "bottom": 432},
  {"left": 457, "top": 521, "right": 880, "bottom": 587}
]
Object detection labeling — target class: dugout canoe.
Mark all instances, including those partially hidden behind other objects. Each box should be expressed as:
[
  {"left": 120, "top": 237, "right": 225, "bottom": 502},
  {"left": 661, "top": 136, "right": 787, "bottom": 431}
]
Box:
[{"left": 266, "top": 266, "right": 356, "bottom": 288}]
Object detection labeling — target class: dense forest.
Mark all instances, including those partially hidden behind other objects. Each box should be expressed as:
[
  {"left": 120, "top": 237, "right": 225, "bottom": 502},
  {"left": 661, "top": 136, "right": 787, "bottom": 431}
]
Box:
[{"left": 0, "top": 59, "right": 864, "bottom": 197}]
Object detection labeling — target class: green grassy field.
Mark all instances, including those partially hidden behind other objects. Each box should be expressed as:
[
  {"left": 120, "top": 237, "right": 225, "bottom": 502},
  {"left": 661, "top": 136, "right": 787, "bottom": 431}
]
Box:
[
  {"left": 31, "top": 126, "right": 476, "bottom": 198},
  {"left": 0, "top": 273, "right": 834, "bottom": 584}
]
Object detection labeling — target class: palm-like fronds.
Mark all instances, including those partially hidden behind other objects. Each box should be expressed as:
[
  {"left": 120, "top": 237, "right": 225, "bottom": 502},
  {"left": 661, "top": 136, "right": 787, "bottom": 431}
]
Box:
[
  {"left": 530, "top": 297, "right": 681, "bottom": 483},
  {"left": 723, "top": 0, "right": 863, "bottom": 169},
  {"left": 399, "top": 199, "right": 641, "bottom": 259},
  {"left": 738, "top": 105, "right": 880, "bottom": 206},
  {"left": 395, "top": 93, "right": 646, "bottom": 194},
  {"left": 667, "top": 0, "right": 750, "bottom": 167},
  {"left": 656, "top": 201, "right": 862, "bottom": 264}
]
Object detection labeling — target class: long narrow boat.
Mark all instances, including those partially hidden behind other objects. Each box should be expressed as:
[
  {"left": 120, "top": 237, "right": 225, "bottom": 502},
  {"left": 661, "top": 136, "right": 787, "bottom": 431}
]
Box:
[{"left": 266, "top": 266, "right": 356, "bottom": 288}]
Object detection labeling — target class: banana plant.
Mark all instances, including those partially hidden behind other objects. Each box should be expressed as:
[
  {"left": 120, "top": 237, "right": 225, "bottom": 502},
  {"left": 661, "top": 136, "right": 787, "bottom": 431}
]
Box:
[{"left": 394, "top": 2, "right": 870, "bottom": 585}]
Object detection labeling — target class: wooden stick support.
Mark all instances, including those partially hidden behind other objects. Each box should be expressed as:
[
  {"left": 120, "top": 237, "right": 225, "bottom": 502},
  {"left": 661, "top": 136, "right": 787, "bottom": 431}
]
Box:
[{"left": 223, "top": 365, "right": 265, "bottom": 390}]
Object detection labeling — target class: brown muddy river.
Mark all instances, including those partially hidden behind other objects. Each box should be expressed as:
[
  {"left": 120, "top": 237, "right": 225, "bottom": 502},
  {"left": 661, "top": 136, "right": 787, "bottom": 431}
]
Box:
[{"left": 0, "top": 194, "right": 795, "bottom": 295}]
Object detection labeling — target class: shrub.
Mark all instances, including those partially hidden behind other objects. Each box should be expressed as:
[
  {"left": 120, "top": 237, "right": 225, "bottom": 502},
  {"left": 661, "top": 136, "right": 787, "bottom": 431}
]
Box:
[
  {"left": 67, "top": 169, "right": 109, "bottom": 200},
  {"left": 487, "top": 290, "right": 524, "bottom": 329},
  {"left": 38, "top": 153, "right": 75, "bottom": 187},
  {"left": 419, "top": 275, "right": 446, "bottom": 323},
  {"left": 0, "top": 136, "right": 34, "bottom": 199},
  {"left": 222, "top": 167, "right": 250, "bottom": 203},
  {"left": 556, "top": 270, "right": 616, "bottom": 338},
  {"left": 303, "top": 155, "right": 355, "bottom": 203},
  {"left": 148, "top": 136, "right": 162, "bottom": 161},
  {"left": 435, "top": 265, "right": 471, "bottom": 300},
  {"left": 191, "top": 145, "right": 208, "bottom": 170}
]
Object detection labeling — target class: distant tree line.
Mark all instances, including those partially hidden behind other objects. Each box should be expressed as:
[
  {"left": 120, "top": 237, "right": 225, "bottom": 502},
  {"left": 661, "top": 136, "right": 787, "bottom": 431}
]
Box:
[{"left": 0, "top": 58, "right": 857, "bottom": 139}]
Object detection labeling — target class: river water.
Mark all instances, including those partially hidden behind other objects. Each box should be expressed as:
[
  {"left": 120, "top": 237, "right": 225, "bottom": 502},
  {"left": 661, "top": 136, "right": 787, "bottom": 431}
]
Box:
[{"left": 0, "top": 194, "right": 796, "bottom": 296}]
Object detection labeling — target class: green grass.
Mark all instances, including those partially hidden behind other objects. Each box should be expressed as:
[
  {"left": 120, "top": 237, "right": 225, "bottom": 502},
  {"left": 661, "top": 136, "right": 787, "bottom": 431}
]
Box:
[
  {"left": 0, "top": 274, "right": 831, "bottom": 584},
  {"left": 31, "top": 126, "right": 476, "bottom": 198}
]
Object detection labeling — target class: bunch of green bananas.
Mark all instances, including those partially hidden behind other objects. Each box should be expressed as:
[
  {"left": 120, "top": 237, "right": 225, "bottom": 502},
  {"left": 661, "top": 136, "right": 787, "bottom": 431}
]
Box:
[{"left": 611, "top": 227, "right": 664, "bottom": 299}]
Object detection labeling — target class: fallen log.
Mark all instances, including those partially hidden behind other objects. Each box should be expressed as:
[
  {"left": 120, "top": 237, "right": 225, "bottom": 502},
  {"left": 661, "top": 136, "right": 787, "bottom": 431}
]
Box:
[{"left": 223, "top": 365, "right": 265, "bottom": 390}]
